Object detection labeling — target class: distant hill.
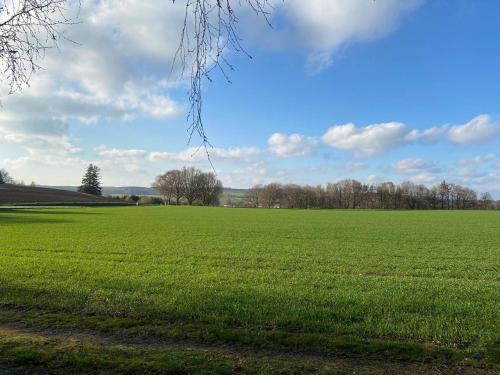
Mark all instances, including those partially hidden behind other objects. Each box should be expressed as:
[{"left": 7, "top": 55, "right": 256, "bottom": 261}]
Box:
[
  {"left": 223, "top": 188, "right": 248, "bottom": 195},
  {"left": 44, "top": 186, "right": 155, "bottom": 195},
  {"left": 45, "top": 186, "right": 248, "bottom": 196},
  {"left": 0, "top": 184, "right": 125, "bottom": 205}
]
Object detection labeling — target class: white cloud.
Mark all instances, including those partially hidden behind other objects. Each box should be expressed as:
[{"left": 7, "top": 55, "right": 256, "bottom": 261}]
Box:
[
  {"left": 458, "top": 154, "right": 496, "bottom": 167},
  {"left": 405, "top": 126, "right": 448, "bottom": 143},
  {"left": 2, "top": 152, "right": 88, "bottom": 186},
  {"left": 96, "top": 146, "right": 148, "bottom": 159},
  {"left": 5, "top": 144, "right": 261, "bottom": 186},
  {"left": 447, "top": 115, "right": 500, "bottom": 144},
  {"left": 392, "top": 158, "right": 441, "bottom": 185},
  {"left": 319, "top": 115, "right": 500, "bottom": 157},
  {"left": 0, "top": 110, "right": 81, "bottom": 158},
  {"left": 459, "top": 156, "right": 483, "bottom": 166},
  {"left": 453, "top": 154, "right": 499, "bottom": 191},
  {"left": 321, "top": 122, "right": 407, "bottom": 156},
  {"left": 393, "top": 158, "right": 441, "bottom": 174},
  {"left": 484, "top": 153, "right": 496, "bottom": 161},
  {"left": 47, "top": 0, "right": 189, "bottom": 97},
  {"left": 346, "top": 162, "right": 367, "bottom": 170},
  {"left": 410, "top": 173, "right": 436, "bottom": 184},
  {"left": 95, "top": 145, "right": 259, "bottom": 163},
  {"left": 394, "top": 158, "right": 427, "bottom": 173},
  {"left": 149, "top": 146, "right": 260, "bottom": 163},
  {"left": 382, "top": 115, "right": 500, "bottom": 147},
  {"left": 220, "top": 161, "right": 270, "bottom": 188},
  {"left": 456, "top": 167, "right": 489, "bottom": 180},
  {"left": 272, "top": 0, "right": 423, "bottom": 74},
  {"left": 267, "top": 133, "right": 317, "bottom": 157}
]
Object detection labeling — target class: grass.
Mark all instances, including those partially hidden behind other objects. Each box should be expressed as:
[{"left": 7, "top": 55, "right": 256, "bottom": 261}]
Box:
[
  {"left": 0, "top": 206, "right": 499, "bottom": 372},
  {"left": 1, "top": 326, "right": 457, "bottom": 375}
]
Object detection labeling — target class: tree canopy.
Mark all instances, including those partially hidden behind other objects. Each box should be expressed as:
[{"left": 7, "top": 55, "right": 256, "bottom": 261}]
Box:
[
  {"left": 153, "top": 166, "right": 223, "bottom": 206},
  {"left": 244, "top": 180, "right": 496, "bottom": 210}
]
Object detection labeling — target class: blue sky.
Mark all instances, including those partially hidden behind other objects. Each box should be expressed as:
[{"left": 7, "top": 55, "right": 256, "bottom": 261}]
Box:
[{"left": 0, "top": 0, "right": 499, "bottom": 196}]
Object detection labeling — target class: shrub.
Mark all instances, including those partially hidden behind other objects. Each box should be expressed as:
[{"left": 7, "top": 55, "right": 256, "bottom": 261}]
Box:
[{"left": 138, "top": 196, "right": 163, "bottom": 205}]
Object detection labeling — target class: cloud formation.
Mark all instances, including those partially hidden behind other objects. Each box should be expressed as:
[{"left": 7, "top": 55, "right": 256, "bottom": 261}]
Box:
[
  {"left": 94, "top": 146, "right": 260, "bottom": 163},
  {"left": 273, "top": 0, "right": 423, "bottom": 73},
  {"left": 393, "top": 158, "right": 441, "bottom": 174},
  {"left": 0, "top": 0, "right": 425, "bottom": 171},
  {"left": 320, "top": 115, "right": 500, "bottom": 156},
  {"left": 267, "top": 133, "right": 318, "bottom": 157},
  {"left": 96, "top": 147, "right": 149, "bottom": 159},
  {"left": 405, "top": 126, "right": 448, "bottom": 143},
  {"left": 149, "top": 146, "right": 260, "bottom": 163},
  {"left": 447, "top": 115, "right": 500, "bottom": 144},
  {"left": 321, "top": 122, "right": 407, "bottom": 156},
  {"left": 3, "top": 0, "right": 419, "bottom": 140},
  {"left": 0, "top": 0, "right": 186, "bottom": 157}
]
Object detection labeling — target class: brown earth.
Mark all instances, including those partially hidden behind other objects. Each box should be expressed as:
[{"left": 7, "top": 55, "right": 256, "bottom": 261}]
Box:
[{"left": 0, "top": 184, "right": 125, "bottom": 205}]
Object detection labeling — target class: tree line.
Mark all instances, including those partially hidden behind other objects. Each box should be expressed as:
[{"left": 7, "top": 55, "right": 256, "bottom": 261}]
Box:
[
  {"left": 153, "top": 167, "right": 223, "bottom": 206},
  {"left": 243, "top": 180, "right": 498, "bottom": 210},
  {"left": 3, "top": 165, "right": 497, "bottom": 209},
  {"left": 77, "top": 164, "right": 224, "bottom": 207}
]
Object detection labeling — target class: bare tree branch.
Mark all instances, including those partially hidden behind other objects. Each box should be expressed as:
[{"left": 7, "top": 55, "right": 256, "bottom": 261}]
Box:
[
  {"left": 0, "top": 0, "right": 79, "bottom": 94},
  {"left": 172, "top": 0, "right": 275, "bottom": 152}
]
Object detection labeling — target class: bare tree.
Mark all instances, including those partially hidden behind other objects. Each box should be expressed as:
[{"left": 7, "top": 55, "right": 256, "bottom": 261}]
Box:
[
  {"left": 197, "top": 171, "right": 223, "bottom": 206},
  {"left": 0, "top": 168, "right": 13, "bottom": 184},
  {"left": 375, "top": 182, "right": 392, "bottom": 209},
  {"left": 181, "top": 166, "right": 203, "bottom": 205},
  {"left": 243, "top": 184, "right": 262, "bottom": 207},
  {"left": 153, "top": 169, "right": 185, "bottom": 205},
  {"left": 172, "top": 0, "right": 274, "bottom": 146},
  {"left": 155, "top": 167, "right": 223, "bottom": 206},
  {"left": 246, "top": 179, "right": 493, "bottom": 210},
  {"left": 260, "top": 183, "right": 282, "bottom": 208},
  {"left": 281, "top": 184, "right": 321, "bottom": 209},
  {"left": 0, "top": 0, "right": 78, "bottom": 94},
  {"left": 480, "top": 192, "right": 493, "bottom": 210},
  {"left": 429, "top": 186, "right": 439, "bottom": 209},
  {"left": 438, "top": 180, "right": 450, "bottom": 209},
  {"left": 281, "top": 184, "right": 302, "bottom": 209},
  {"left": 153, "top": 170, "right": 177, "bottom": 204},
  {"left": 414, "top": 184, "right": 430, "bottom": 209},
  {"left": 400, "top": 181, "right": 418, "bottom": 209}
]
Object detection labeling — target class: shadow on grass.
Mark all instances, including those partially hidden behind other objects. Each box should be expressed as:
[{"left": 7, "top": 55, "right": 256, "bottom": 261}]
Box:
[
  {"left": 0, "top": 208, "right": 108, "bottom": 226},
  {"left": 0, "top": 216, "right": 73, "bottom": 226},
  {"left": 0, "top": 208, "right": 104, "bottom": 215},
  {"left": 0, "top": 283, "right": 497, "bottom": 367}
]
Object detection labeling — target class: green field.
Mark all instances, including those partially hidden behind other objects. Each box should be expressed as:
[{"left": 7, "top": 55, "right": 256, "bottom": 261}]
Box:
[{"left": 0, "top": 206, "right": 499, "bottom": 374}]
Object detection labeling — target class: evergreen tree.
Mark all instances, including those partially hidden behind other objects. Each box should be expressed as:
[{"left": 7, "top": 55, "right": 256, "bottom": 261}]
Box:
[{"left": 78, "top": 164, "right": 102, "bottom": 196}]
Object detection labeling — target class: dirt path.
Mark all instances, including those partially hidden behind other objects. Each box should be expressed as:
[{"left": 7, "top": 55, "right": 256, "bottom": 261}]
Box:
[{"left": 0, "top": 321, "right": 497, "bottom": 375}]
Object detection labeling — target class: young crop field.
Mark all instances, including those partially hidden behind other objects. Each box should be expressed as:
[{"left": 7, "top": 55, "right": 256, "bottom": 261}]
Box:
[{"left": 0, "top": 206, "right": 499, "bottom": 374}]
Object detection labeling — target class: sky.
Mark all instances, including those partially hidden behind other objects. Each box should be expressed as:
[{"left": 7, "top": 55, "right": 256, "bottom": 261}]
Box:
[{"left": 0, "top": 0, "right": 499, "bottom": 197}]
